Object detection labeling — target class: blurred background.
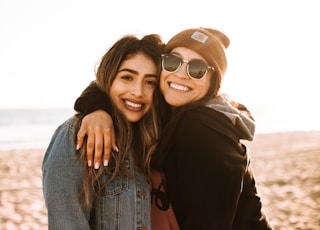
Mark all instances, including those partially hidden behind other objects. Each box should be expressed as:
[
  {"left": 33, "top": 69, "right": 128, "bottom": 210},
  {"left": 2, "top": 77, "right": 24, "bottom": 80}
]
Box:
[{"left": 1, "top": 0, "right": 320, "bottom": 146}]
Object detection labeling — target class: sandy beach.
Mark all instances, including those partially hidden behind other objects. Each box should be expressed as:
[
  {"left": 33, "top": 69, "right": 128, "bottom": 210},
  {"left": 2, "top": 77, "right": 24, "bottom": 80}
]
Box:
[{"left": 0, "top": 130, "right": 319, "bottom": 230}]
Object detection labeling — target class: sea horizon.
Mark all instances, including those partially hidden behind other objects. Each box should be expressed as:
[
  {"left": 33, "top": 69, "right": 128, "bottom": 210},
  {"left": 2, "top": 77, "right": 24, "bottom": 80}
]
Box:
[{"left": 0, "top": 107, "right": 319, "bottom": 150}]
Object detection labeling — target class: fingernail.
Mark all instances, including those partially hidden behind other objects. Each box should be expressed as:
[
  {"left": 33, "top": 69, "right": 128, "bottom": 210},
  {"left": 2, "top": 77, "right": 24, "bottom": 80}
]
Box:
[
  {"left": 94, "top": 162, "right": 100, "bottom": 169},
  {"left": 104, "top": 160, "right": 109, "bottom": 167},
  {"left": 114, "top": 146, "right": 119, "bottom": 152},
  {"left": 88, "top": 160, "right": 92, "bottom": 167},
  {"left": 76, "top": 144, "right": 80, "bottom": 150}
]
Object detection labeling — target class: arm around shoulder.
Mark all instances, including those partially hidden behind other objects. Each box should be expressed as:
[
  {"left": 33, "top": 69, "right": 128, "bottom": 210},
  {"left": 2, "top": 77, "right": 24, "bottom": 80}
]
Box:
[{"left": 74, "top": 81, "right": 112, "bottom": 115}]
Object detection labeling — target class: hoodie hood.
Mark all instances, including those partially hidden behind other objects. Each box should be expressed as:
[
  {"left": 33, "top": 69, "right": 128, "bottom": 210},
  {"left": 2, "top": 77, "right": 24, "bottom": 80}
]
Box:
[{"left": 205, "top": 95, "right": 255, "bottom": 141}]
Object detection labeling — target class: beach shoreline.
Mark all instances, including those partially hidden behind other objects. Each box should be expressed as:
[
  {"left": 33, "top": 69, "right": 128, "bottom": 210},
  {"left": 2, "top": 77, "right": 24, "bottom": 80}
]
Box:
[{"left": 1, "top": 130, "right": 320, "bottom": 229}]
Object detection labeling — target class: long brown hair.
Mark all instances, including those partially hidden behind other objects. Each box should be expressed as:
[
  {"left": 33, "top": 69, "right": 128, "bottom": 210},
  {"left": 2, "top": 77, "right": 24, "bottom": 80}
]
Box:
[{"left": 77, "top": 34, "right": 164, "bottom": 206}]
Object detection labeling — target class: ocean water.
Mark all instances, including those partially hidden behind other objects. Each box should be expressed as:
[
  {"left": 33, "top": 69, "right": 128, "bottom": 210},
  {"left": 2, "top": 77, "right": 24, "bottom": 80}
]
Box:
[
  {"left": 0, "top": 108, "right": 75, "bottom": 150},
  {"left": 0, "top": 106, "right": 318, "bottom": 150}
]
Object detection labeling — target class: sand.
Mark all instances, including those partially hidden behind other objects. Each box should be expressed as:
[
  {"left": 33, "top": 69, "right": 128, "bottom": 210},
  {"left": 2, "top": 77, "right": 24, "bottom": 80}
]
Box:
[{"left": 0, "top": 130, "right": 319, "bottom": 230}]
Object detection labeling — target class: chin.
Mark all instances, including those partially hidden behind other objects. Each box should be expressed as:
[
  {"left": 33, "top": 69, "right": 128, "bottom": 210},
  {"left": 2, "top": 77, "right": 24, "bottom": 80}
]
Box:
[
  {"left": 126, "top": 113, "right": 147, "bottom": 123},
  {"left": 166, "top": 99, "right": 186, "bottom": 107}
]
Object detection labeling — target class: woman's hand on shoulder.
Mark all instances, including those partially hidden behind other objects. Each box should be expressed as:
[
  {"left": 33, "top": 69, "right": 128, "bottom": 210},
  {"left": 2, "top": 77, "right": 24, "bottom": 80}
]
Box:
[{"left": 76, "top": 110, "right": 118, "bottom": 169}]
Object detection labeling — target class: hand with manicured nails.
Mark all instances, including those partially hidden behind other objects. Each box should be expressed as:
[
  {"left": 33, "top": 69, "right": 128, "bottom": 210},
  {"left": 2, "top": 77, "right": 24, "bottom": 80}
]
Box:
[{"left": 76, "top": 110, "right": 118, "bottom": 169}]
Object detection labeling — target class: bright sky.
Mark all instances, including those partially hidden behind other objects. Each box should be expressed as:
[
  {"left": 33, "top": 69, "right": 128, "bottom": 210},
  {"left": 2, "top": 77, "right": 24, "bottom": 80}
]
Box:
[{"left": 1, "top": 0, "right": 319, "bottom": 131}]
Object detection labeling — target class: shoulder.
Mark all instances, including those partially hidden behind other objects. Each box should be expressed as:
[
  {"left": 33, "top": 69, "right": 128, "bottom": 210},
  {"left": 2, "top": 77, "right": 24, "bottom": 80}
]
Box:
[
  {"left": 174, "top": 107, "right": 231, "bottom": 145},
  {"left": 170, "top": 107, "right": 247, "bottom": 171},
  {"left": 173, "top": 106, "right": 244, "bottom": 154},
  {"left": 179, "top": 106, "right": 236, "bottom": 138},
  {"left": 42, "top": 116, "right": 81, "bottom": 171},
  {"left": 56, "top": 116, "right": 79, "bottom": 131},
  {"left": 49, "top": 116, "right": 79, "bottom": 140},
  {"left": 44, "top": 116, "right": 79, "bottom": 159}
]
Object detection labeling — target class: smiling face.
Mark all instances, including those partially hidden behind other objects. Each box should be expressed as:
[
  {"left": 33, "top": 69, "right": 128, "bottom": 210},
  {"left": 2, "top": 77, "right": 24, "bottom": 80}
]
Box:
[
  {"left": 109, "top": 52, "right": 158, "bottom": 122},
  {"left": 160, "top": 47, "right": 212, "bottom": 107}
]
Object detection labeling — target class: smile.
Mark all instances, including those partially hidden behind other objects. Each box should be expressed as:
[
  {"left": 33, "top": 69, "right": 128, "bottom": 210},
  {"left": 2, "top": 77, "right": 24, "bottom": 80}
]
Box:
[
  {"left": 124, "top": 99, "right": 143, "bottom": 110},
  {"left": 169, "top": 82, "right": 190, "bottom": 92}
]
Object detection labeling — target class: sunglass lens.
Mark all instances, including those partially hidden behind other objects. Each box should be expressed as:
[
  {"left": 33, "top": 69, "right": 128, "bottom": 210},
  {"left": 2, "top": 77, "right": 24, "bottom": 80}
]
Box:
[
  {"left": 188, "top": 60, "right": 208, "bottom": 79},
  {"left": 163, "top": 55, "right": 181, "bottom": 72}
]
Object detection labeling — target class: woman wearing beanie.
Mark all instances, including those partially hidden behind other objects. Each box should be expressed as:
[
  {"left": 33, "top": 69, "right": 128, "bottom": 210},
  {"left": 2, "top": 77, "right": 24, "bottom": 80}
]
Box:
[{"left": 73, "top": 28, "right": 273, "bottom": 229}]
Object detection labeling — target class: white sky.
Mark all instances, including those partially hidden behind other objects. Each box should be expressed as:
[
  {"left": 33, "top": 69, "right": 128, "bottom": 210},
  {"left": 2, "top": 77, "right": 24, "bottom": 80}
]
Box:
[{"left": 1, "top": 0, "right": 320, "bottom": 131}]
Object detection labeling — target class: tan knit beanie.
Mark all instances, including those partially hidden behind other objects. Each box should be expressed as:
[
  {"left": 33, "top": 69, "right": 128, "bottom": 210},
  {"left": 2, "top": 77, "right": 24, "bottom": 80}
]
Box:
[{"left": 164, "top": 27, "right": 230, "bottom": 83}]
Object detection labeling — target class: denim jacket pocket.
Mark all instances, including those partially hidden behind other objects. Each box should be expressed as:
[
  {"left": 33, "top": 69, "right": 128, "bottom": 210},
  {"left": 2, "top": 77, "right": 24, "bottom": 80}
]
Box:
[{"left": 100, "top": 159, "right": 130, "bottom": 196}]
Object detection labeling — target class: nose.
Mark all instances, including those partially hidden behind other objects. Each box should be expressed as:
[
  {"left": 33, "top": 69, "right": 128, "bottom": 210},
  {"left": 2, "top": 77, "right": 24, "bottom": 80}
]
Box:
[
  {"left": 175, "top": 62, "right": 189, "bottom": 79},
  {"left": 130, "top": 82, "right": 143, "bottom": 97}
]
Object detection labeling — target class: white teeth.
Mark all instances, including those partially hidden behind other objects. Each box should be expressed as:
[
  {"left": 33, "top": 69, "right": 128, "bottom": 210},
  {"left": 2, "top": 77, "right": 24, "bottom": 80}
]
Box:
[
  {"left": 170, "top": 82, "right": 189, "bottom": 91},
  {"left": 125, "top": 100, "right": 142, "bottom": 108}
]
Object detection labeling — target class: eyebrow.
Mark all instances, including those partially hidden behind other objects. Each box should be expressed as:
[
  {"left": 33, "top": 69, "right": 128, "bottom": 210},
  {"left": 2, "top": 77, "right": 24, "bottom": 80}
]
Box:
[{"left": 118, "top": 68, "right": 158, "bottom": 78}]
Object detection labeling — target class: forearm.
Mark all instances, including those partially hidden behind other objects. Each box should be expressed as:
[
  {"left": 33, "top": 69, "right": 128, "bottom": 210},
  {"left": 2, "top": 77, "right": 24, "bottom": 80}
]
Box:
[{"left": 74, "top": 81, "right": 112, "bottom": 115}]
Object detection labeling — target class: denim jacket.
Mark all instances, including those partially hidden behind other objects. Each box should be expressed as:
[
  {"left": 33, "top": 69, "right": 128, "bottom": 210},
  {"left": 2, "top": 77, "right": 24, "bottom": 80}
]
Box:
[{"left": 42, "top": 117, "right": 151, "bottom": 230}]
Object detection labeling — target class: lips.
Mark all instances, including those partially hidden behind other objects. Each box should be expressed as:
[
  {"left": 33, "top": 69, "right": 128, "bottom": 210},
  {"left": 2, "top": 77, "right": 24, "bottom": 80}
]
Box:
[
  {"left": 169, "top": 82, "right": 190, "bottom": 92},
  {"left": 123, "top": 99, "right": 143, "bottom": 111}
]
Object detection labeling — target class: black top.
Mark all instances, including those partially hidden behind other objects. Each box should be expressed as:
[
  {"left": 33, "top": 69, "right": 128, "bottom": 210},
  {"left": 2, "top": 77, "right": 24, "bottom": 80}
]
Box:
[{"left": 161, "top": 106, "right": 272, "bottom": 229}]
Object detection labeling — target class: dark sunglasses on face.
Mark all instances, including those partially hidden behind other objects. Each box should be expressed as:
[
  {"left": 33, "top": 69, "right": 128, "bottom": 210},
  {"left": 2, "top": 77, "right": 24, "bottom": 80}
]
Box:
[{"left": 161, "top": 54, "right": 214, "bottom": 80}]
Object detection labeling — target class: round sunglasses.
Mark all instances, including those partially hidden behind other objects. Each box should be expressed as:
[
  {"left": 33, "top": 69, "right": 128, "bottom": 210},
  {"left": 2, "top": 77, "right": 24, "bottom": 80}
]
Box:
[{"left": 161, "top": 54, "right": 214, "bottom": 80}]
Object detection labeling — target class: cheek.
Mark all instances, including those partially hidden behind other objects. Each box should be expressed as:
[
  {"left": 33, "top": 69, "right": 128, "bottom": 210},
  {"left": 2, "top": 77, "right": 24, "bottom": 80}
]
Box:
[
  {"left": 108, "top": 91, "right": 119, "bottom": 109},
  {"left": 109, "top": 83, "right": 122, "bottom": 106},
  {"left": 194, "top": 79, "right": 211, "bottom": 99}
]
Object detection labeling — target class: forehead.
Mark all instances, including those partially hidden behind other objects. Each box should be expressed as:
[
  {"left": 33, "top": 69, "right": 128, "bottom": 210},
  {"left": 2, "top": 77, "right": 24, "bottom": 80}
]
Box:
[{"left": 119, "top": 53, "right": 158, "bottom": 76}]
